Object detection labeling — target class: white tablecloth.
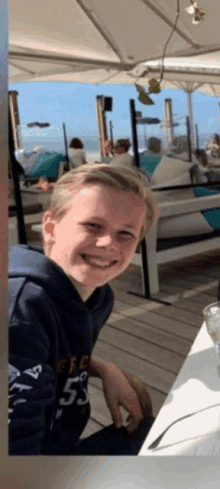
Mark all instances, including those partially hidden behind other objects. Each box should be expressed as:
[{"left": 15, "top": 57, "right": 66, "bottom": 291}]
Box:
[{"left": 139, "top": 322, "right": 220, "bottom": 456}]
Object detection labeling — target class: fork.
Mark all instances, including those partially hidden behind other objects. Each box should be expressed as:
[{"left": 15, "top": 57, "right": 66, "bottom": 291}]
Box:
[{"left": 148, "top": 403, "right": 220, "bottom": 450}]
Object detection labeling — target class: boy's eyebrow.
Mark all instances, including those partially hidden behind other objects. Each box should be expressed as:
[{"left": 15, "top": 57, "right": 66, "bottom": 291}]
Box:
[{"left": 82, "top": 217, "right": 136, "bottom": 229}]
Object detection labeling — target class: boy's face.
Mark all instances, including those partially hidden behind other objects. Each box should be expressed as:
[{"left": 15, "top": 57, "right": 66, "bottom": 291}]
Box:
[{"left": 43, "top": 184, "right": 146, "bottom": 301}]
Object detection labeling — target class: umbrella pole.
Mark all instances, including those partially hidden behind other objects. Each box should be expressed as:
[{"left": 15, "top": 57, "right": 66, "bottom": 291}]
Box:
[
  {"left": 186, "top": 91, "right": 195, "bottom": 150},
  {"left": 195, "top": 124, "right": 200, "bottom": 151},
  {"left": 129, "top": 99, "right": 171, "bottom": 306}
]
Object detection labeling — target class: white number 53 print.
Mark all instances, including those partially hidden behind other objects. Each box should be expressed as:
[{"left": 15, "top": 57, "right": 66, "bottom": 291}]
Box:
[{"left": 59, "top": 377, "right": 88, "bottom": 406}]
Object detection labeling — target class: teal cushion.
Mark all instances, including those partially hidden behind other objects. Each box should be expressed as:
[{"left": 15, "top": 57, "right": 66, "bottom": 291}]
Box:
[
  {"left": 28, "top": 152, "right": 65, "bottom": 178},
  {"left": 193, "top": 186, "right": 220, "bottom": 229},
  {"left": 140, "top": 154, "right": 162, "bottom": 176}
]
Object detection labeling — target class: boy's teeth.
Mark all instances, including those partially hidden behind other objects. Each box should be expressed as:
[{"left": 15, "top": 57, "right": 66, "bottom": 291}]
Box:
[{"left": 83, "top": 254, "right": 113, "bottom": 267}]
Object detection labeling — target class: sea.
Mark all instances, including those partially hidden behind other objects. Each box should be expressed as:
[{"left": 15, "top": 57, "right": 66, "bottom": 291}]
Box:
[{"left": 21, "top": 133, "right": 213, "bottom": 161}]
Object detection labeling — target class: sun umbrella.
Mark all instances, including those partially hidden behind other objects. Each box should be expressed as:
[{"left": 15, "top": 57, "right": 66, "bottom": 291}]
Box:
[{"left": 9, "top": 0, "right": 220, "bottom": 84}]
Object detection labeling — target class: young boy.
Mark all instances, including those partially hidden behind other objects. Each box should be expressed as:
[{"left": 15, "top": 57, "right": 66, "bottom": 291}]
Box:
[{"left": 8, "top": 163, "right": 159, "bottom": 455}]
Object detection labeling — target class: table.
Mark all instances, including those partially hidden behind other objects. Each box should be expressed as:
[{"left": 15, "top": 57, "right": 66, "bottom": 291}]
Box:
[{"left": 139, "top": 322, "right": 220, "bottom": 456}]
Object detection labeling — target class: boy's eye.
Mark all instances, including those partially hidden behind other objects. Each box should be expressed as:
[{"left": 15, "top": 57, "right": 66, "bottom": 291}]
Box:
[
  {"left": 86, "top": 223, "right": 101, "bottom": 229},
  {"left": 119, "top": 231, "right": 134, "bottom": 238},
  {"left": 85, "top": 223, "right": 135, "bottom": 238}
]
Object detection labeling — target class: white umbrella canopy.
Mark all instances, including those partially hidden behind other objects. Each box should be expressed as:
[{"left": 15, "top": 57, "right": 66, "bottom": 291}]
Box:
[
  {"left": 137, "top": 54, "right": 220, "bottom": 145},
  {"left": 9, "top": 0, "right": 220, "bottom": 84},
  {"left": 139, "top": 53, "right": 220, "bottom": 97}
]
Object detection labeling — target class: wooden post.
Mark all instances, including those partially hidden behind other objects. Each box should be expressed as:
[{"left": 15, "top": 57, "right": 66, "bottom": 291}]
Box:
[
  {"left": 8, "top": 91, "right": 23, "bottom": 152},
  {"left": 164, "top": 98, "right": 174, "bottom": 148},
  {"left": 96, "top": 96, "right": 108, "bottom": 160}
]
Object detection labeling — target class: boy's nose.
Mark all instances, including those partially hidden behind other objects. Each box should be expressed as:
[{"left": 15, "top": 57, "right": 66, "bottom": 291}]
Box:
[{"left": 96, "top": 234, "right": 119, "bottom": 250}]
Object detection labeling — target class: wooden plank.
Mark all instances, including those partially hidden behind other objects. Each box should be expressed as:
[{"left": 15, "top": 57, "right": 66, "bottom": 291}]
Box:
[
  {"left": 111, "top": 280, "right": 143, "bottom": 295},
  {"left": 182, "top": 284, "right": 219, "bottom": 301},
  {"left": 148, "top": 303, "right": 203, "bottom": 329},
  {"left": 106, "top": 313, "right": 191, "bottom": 356},
  {"left": 92, "top": 341, "right": 176, "bottom": 394},
  {"left": 160, "top": 281, "right": 218, "bottom": 302},
  {"left": 113, "top": 272, "right": 142, "bottom": 287},
  {"left": 160, "top": 268, "right": 217, "bottom": 285},
  {"left": 110, "top": 286, "right": 161, "bottom": 308},
  {"left": 113, "top": 298, "right": 203, "bottom": 329},
  {"left": 173, "top": 298, "right": 206, "bottom": 316},
  {"left": 98, "top": 324, "right": 185, "bottom": 374},
  {"left": 111, "top": 302, "right": 199, "bottom": 341},
  {"left": 196, "top": 269, "right": 220, "bottom": 280}
]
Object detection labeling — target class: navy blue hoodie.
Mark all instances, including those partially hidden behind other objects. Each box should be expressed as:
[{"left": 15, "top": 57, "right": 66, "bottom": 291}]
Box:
[{"left": 8, "top": 245, "right": 114, "bottom": 455}]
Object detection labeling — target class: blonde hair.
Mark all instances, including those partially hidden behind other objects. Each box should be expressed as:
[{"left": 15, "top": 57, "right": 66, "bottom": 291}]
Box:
[{"left": 44, "top": 163, "right": 159, "bottom": 242}]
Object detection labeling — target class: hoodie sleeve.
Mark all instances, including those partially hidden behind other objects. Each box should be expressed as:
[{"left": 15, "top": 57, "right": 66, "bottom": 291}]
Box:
[{"left": 8, "top": 282, "right": 58, "bottom": 455}]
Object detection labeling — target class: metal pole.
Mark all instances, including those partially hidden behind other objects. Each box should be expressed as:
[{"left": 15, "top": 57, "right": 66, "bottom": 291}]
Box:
[
  {"left": 109, "top": 120, "right": 114, "bottom": 148},
  {"left": 129, "top": 99, "right": 171, "bottom": 305},
  {"left": 62, "top": 122, "right": 70, "bottom": 171},
  {"left": 129, "top": 99, "right": 140, "bottom": 168},
  {"left": 186, "top": 116, "right": 192, "bottom": 162},
  {"left": 8, "top": 101, "right": 27, "bottom": 244},
  {"left": 218, "top": 102, "right": 220, "bottom": 136},
  {"left": 195, "top": 124, "right": 199, "bottom": 151}
]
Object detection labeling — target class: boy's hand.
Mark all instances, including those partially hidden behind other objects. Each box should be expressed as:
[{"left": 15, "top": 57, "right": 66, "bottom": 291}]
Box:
[
  {"left": 99, "top": 363, "right": 145, "bottom": 434},
  {"left": 89, "top": 358, "right": 153, "bottom": 434},
  {"left": 120, "top": 369, "right": 153, "bottom": 419}
]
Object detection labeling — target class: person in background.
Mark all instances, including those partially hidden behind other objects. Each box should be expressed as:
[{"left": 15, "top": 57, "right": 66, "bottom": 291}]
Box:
[
  {"left": 109, "top": 138, "right": 134, "bottom": 168},
  {"left": 205, "top": 134, "right": 220, "bottom": 157},
  {"left": 139, "top": 137, "right": 163, "bottom": 178},
  {"left": 68, "top": 138, "right": 87, "bottom": 168}
]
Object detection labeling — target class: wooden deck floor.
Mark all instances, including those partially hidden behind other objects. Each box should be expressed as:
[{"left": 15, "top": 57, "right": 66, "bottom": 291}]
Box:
[{"left": 8, "top": 212, "right": 220, "bottom": 438}]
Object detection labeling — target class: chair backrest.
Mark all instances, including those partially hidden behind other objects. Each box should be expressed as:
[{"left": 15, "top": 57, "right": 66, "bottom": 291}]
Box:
[{"left": 151, "top": 155, "right": 194, "bottom": 188}]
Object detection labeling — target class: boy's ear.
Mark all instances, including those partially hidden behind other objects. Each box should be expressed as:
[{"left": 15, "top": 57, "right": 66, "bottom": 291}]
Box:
[{"left": 42, "top": 211, "right": 56, "bottom": 243}]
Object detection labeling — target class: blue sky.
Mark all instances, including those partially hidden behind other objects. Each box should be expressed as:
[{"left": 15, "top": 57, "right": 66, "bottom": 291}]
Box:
[{"left": 9, "top": 81, "right": 220, "bottom": 147}]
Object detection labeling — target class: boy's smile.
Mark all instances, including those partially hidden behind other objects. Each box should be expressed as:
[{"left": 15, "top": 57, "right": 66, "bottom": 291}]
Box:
[{"left": 43, "top": 184, "right": 146, "bottom": 301}]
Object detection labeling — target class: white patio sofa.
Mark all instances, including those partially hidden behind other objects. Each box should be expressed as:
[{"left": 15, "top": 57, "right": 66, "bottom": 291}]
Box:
[{"left": 131, "top": 192, "right": 220, "bottom": 295}]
